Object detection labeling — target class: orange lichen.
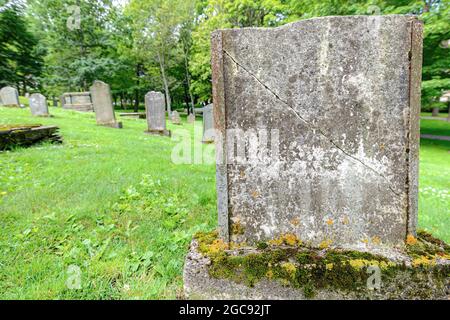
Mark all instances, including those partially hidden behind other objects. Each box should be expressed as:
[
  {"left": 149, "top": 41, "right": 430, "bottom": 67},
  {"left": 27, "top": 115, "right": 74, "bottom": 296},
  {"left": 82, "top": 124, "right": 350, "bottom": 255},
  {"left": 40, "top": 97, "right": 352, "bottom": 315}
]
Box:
[{"left": 406, "top": 234, "right": 418, "bottom": 245}]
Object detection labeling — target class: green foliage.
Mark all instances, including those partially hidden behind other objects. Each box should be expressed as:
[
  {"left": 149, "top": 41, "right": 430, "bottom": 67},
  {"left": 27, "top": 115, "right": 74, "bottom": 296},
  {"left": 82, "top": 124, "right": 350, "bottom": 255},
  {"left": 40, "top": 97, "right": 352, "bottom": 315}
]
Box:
[{"left": 0, "top": 3, "right": 42, "bottom": 91}]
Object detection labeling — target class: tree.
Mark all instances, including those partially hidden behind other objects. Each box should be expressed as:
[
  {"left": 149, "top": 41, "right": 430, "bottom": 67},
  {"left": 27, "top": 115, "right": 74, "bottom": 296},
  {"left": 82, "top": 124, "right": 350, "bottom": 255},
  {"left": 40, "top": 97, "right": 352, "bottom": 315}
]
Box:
[{"left": 0, "top": 2, "right": 42, "bottom": 92}]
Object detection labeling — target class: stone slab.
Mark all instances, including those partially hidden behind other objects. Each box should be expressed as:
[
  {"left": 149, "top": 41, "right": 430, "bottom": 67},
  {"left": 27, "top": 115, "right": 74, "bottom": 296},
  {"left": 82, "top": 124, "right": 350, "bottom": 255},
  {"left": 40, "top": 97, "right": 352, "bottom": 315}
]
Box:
[
  {"left": 183, "top": 238, "right": 450, "bottom": 300},
  {"left": 211, "top": 15, "right": 423, "bottom": 249}
]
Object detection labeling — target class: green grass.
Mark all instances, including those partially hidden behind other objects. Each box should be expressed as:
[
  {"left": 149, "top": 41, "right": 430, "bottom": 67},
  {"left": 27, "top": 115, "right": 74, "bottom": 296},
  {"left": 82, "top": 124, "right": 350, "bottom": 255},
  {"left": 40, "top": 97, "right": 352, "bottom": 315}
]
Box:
[
  {"left": 0, "top": 106, "right": 449, "bottom": 299},
  {"left": 420, "top": 118, "right": 450, "bottom": 136},
  {"left": 0, "top": 106, "right": 216, "bottom": 299},
  {"left": 421, "top": 111, "right": 448, "bottom": 118}
]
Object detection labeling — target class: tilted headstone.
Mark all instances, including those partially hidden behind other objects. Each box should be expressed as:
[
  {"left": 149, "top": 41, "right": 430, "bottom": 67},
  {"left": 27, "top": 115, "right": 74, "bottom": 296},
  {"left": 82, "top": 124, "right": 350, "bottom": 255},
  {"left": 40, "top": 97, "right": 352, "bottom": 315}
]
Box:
[
  {"left": 144, "top": 91, "right": 170, "bottom": 136},
  {"left": 29, "top": 93, "right": 50, "bottom": 117},
  {"left": 187, "top": 113, "right": 196, "bottom": 124},
  {"left": 0, "top": 86, "right": 20, "bottom": 107},
  {"left": 90, "top": 81, "right": 122, "bottom": 128},
  {"left": 171, "top": 110, "right": 182, "bottom": 125},
  {"left": 211, "top": 16, "right": 423, "bottom": 249},
  {"left": 202, "top": 103, "right": 215, "bottom": 143}
]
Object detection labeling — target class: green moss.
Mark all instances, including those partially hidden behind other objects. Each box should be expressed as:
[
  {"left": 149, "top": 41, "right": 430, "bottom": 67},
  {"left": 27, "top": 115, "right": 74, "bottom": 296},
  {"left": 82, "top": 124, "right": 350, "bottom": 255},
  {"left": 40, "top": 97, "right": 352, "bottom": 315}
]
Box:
[{"left": 195, "top": 231, "right": 450, "bottom": 298}]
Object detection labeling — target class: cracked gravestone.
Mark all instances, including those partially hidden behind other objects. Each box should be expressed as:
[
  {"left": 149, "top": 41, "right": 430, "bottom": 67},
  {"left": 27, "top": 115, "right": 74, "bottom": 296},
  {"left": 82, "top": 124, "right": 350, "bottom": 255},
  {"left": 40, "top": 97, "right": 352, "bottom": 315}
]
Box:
[
  {"left": 144, "top": 91, "right": 170, "bottom": 136},
  {"left": 29, "top": 93, "right": 50, "bottom": 117},
  {"left": 0, "top": 86, "right": 20, "bottom": 107},
  {"left": 182, "top": 15, "right": 447, "bottom": 301},
  {"left": 211, "top": 15, "right": 423, "bottom": 249},
  {"left": 90, "top": 81, "right": 122, "bottom": 128},
  {"left": 202, "top": 103, "right": 215, "bottom": 143}
]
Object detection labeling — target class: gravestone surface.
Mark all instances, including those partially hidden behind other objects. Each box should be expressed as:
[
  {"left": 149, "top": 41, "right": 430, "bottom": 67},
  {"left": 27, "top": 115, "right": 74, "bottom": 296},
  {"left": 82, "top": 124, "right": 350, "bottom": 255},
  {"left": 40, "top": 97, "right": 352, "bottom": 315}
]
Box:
[
  {"left": 202, "top": 103, "right": 215, "bottom": 143},
  {"left": 211, "top": 15, "right": 423, "bottom": 250},
  {"left": 144, "top": 91, "right": 170, "bottom": 136},
  {"left": 187, "top": 113, "right": 196, "bottom": 124},
  {"left": 0, "top": 86, "right": 20, "bottom": 107},
  {"left": 90, "top": 81, "right": 122, "bottom": 128},
  {"left": 171, "top": 110, "right": 182, "bottom": 125},
  {"left": 29, "top": 93, "right": 50, "bottom": 117}
]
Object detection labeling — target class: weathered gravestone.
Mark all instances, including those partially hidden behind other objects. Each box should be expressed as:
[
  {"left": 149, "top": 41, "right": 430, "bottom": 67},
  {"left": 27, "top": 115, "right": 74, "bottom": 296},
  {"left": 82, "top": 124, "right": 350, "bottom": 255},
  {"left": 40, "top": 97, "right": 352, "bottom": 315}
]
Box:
[
  {"left": 144, "top": 91, "right": 170, "bottom": 136},
  {"left": 171, "top": 110, "right": 182, "bottom": 125},
  {"left": 187, "top": 113, "right": 196, "bottom": 124},
  {"left": 202, "top": 103, "right": 215, "bottom": 143},
  {"left": 29, "top": 93, "right": 50, "bottom": 117},
  {"left": 90, "top": 80, "right": 122, "bottom": 128},
  {"left": 62, "top": 92, "right": 93, "bottom": 112},
  {"left": 0, "top": 86, "right": 20, "bottom": 107},
  {"left": 184, "top": 16, "right": 450, "bottom": 300}
]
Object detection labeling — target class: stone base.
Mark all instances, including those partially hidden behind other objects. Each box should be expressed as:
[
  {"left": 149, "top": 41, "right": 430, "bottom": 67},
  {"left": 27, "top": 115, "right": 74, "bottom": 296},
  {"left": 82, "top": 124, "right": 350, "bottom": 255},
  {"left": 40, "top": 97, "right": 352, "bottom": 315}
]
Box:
[
  {"left": 183, "top": 237, "right": 450, "bottom": 300},
  {"left": 144, "top": 129, "right": 171, "bottom": 137}
]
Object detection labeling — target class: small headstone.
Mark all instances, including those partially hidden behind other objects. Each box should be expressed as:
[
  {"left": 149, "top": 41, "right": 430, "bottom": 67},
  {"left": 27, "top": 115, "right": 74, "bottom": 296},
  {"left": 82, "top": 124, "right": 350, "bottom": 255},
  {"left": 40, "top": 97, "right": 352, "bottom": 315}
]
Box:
[
  {"left": 171, "top": 110, "right": 182, "bottom": 125},
  {"left": 202, "top": 103, "right": 215, "bottom": 143},
  {"left": 0, "top": 86, "right": 20, "bottom": 107},
  {"left": 90, "top": 81, "right": 122, "bottom": 128},
  {"left": 29, "top": 93, "right": 50, "bottom": 117},
  {"left": 144, "top": 91, "right": 170, "bottom": 136},
  {"left": 187, "top": 113, "right": 196, "bottom": 124},
  {"left": 52, "top": 97, "right": 58, "bottom": 107}
]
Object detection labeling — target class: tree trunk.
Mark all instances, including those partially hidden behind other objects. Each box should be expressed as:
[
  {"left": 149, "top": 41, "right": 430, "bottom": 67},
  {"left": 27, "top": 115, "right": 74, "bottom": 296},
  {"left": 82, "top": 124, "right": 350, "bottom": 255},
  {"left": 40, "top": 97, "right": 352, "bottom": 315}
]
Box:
[
  {"left": 158, "top": 52, "right": 171, "bottom": 115},
  {"left": 432, "top": 107, "right": 439, "bottom": 117},
  {"left": 134, "top": 64, "right": 140, "bottom": 112},
  {"left": 183, "top": 47, "right": 195, "bottom": 115}
]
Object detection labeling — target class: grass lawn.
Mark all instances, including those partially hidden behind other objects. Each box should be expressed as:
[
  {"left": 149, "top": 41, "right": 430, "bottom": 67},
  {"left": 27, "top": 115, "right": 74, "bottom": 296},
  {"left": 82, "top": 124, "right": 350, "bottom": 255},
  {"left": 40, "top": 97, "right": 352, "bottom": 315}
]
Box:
[
  {"left": 420, "top": 118, "right": 450, "bottom": 136},
  {"left": 0, "top": 105, "right": 449, "bottom": 299}
]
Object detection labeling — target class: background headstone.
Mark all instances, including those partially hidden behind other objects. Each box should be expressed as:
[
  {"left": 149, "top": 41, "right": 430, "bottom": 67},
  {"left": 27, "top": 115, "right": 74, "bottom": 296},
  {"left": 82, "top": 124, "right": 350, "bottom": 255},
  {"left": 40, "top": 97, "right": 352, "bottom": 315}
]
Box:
[
  {"left": 0, "top": 86, "right": 20, "bottom": 107},
  {"left": 90, "top": 81, "right": 122, "bottom": 128},
  {"left": 29, "top": 93, "right": 50, "bottom": 117},
  {"left": 211, "top": 15, "right": 423, "bottom": 250},
  {"left": 144, "top": 91, "right": 170, "bottom": 136},
  {"left": 187, "top": 113, "right": 196, "bottom": 124},
  {"left": 202, "top": 103, "right": 215, "bottom": 143},
  {"left": 61, "top": 92, "right": 93, "bottom": 112},
  {"left": 171, "top": 110, "right": 182, "bottom": 125}
]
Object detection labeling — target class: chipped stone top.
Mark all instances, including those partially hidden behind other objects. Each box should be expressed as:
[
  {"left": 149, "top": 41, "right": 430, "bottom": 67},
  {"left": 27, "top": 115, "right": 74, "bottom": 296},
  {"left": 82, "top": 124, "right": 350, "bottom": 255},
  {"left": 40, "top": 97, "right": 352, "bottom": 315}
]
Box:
[{"left": 211, "top": 15, "right": 423, "bottom": 252}]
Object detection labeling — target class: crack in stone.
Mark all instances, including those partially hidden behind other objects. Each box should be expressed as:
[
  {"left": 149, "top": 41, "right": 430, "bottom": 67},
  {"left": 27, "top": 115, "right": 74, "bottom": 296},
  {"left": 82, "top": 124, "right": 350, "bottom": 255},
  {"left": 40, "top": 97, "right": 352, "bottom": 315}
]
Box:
[{"left": 223, "top": 49, "right": 401, "bottom": 197}]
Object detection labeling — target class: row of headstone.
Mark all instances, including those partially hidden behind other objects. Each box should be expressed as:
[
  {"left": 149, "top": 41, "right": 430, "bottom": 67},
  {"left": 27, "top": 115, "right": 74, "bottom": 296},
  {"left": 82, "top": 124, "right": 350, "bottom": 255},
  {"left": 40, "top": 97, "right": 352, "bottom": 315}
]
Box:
[{"left": 1, "top": 83, "right": 214, "bottom": 139}]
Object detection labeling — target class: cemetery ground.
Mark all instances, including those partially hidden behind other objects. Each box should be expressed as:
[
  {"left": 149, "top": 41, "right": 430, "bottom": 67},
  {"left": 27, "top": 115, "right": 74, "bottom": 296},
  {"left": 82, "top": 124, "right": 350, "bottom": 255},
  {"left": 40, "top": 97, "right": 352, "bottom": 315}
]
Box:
[{"left": 0, "top": 104, "right": 449, "bottom": 299}]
